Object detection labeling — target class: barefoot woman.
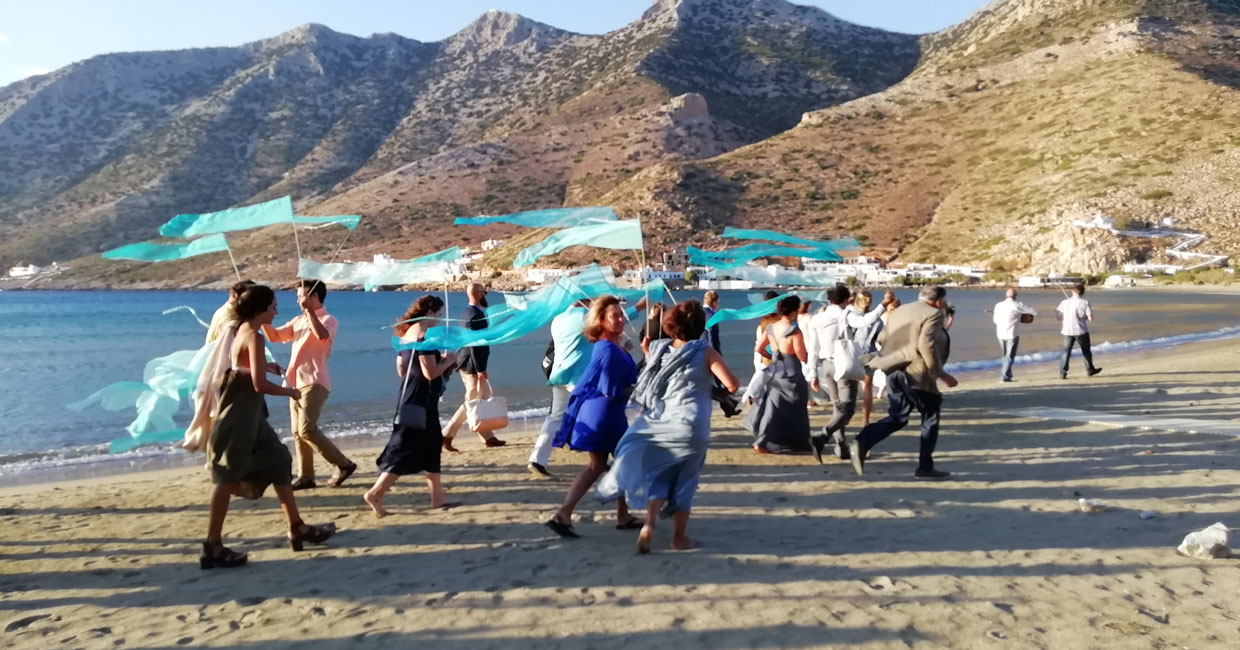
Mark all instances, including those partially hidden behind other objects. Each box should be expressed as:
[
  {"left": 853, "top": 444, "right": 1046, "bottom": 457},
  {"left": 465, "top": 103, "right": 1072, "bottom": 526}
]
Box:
[
  {"left": 365, "top": 295, "right": 460, "bottom": 516},
  {"left": 599, "top": 300, "right": 739, "bottom": 552}
]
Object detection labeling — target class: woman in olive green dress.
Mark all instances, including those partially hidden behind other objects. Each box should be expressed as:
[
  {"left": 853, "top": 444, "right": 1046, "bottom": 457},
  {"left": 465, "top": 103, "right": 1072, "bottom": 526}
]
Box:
[{"left": 200, "top": 285, "right": 336, "bottom": 569}]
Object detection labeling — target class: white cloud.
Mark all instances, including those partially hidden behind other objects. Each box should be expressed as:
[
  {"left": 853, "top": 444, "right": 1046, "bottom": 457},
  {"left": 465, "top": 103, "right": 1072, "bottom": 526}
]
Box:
[{"left": 0, "top": 33, "right": 11, "bottom": 46}]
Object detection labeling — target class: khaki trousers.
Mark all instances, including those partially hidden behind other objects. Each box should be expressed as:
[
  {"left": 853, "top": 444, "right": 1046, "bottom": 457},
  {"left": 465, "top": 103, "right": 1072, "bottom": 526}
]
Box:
[
  {"left": 289, "top": 384, "right": 350, "bottom": 479},
  {"left": 445, "top": 372, "right": 493, "bottom": 440}
]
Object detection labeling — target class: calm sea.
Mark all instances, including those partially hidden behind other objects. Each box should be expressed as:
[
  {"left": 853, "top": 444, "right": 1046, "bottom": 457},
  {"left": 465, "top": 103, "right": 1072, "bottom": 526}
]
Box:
[{"left": 0, "top": 288, "right": 1237, "bottom": 483}]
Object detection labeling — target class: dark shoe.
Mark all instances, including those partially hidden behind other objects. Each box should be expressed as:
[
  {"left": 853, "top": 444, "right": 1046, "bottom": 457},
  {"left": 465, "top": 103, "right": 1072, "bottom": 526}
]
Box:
[
  {"left": 443, "top": 438, "right": 460, "bottom": 453},
  {"left": 1059, "top": 374, "right": 1067, "bottom": 380},
  {"left": 810, "top": 436, "right": 825, "bottom": 464},
  {"left": 290, "top": 477, "right": 316, "bottom": 491},
  {"left": 287, "top": 521, "right": 337, "bottom": 552},
  {"left": 1087, "top": 367, "right": 1103, "bottom": 377},
  {"left": 199, "top": 541, "right": 247, "bottom": 570},
  {"left": 914, "top": 468, "right": 952, "bottom": 480},
  {"left": 545, "top": 516, "right": 580, "bottom": 538},
  {"left": 327, "top": 463, "right": 357, "bottom": 488},
  {"left": 484, "top": 438, "right": 507, "bottom": 448},
  {"left": 848, "top": 440, "right": 864, "bottom": 476},
  {"left": 721, "top": 396, "right": 742, "bottom": 418},
  {"left": 615, "top": 516, "right": 643, "bottom": 530},
  {"left": 834, "top": 438, "right": 851, "bottom": 461},
  {"left": 527, "top": 463, "right": 553, "bottom": 479}
]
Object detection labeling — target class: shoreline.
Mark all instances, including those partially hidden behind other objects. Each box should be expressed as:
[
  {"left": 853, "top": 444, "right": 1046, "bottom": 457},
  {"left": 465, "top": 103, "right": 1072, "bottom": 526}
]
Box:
[{"left": 4, "top": 334, "right": 1236, "bottom": 494}]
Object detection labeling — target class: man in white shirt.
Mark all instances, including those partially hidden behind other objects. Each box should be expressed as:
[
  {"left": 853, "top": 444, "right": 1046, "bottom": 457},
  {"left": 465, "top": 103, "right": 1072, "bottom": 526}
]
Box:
[
  {"left": 1056, "top": 283, "right": 1101, "bottom": 379},
  {"left": 804, "top": 284, "right": 885, "bottom": 461},
  {"left": 992, "top": 288, "right": 1037, "bottom": 382}
]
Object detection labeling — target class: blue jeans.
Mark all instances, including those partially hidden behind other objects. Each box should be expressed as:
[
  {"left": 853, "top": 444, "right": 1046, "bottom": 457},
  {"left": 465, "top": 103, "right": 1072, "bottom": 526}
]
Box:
[
  {"left": 999, "top": 337, "right": 1020, "bottom": 381},
  {"left": 856, "top": 370, "right": 942, "bottom": 471},
  {"left": 1060, "top": 334, "right": 1096, "bottom": 376}
]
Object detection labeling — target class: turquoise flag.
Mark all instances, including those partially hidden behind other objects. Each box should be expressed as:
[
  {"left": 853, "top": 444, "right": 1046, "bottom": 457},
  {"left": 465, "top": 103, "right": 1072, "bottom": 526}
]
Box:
[
  {"left": 412, "top": 246, "right": 462, "bottom": 263},
  {"left": 687, "top": 243, "right": 841, "bottom": 268},
  {"left": 721, "top": 227, "right": 859, "bottom": 252},
  {"left": 705, "top": 294, "right": 792, "bottom": 328},
  {"left": 513, "top": 220, "right": 643, "bottom": 268},
  {"left": 159, "top": 196, "right": 361, "bottom": 237},
  {"left": 395, "top": 266, "right": 662, "bottom": 351},
  {"left": 102, "top": 234, "right": 230, "bottom": 262},
  {"left": 455, "top": 207, "right": 617, "bottom": 228}
]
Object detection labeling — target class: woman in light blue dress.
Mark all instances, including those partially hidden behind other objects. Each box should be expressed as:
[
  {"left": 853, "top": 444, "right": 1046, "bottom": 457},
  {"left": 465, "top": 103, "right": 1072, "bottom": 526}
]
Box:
[{"left": 597, "top": 300, "right": 740, "bottom": 553}]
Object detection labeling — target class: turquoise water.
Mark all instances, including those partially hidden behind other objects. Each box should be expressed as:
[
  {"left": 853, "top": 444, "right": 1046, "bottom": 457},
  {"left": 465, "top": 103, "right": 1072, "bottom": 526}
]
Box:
[{"left": 0, "top": 288, "right": 1237, "bottom": 480}]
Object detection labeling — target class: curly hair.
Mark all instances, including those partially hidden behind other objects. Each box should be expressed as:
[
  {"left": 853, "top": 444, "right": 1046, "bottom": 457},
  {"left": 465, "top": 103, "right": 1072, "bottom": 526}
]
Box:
[{"left": 395, "top": 295, "right": 445, "bottom": 336}]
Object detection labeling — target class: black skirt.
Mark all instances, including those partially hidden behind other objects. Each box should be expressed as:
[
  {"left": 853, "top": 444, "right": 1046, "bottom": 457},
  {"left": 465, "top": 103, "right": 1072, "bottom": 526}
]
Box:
[{"left": 377, "top": 349, "right": 443, "bottom": 475}]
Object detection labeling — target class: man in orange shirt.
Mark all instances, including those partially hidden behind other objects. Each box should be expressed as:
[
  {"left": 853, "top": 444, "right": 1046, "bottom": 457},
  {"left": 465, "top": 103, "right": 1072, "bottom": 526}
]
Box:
[{"left": 264, "top": 280, "right": 357, "bottom": 490}]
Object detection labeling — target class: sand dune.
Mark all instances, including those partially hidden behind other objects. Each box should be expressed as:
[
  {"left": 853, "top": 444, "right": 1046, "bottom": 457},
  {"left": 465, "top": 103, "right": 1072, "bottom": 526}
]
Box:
[{"left": 3, "top": 340, "right": 1240, "bottom": 648}]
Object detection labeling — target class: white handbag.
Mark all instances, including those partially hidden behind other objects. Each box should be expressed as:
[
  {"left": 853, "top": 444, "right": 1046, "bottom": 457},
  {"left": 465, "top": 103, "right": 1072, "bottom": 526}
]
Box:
[
  {"left": 832, "top": 313, "right": 866, "bottom": 382},
  {"left": 466, "top": 380, "right": 509, "bottom": 433}
]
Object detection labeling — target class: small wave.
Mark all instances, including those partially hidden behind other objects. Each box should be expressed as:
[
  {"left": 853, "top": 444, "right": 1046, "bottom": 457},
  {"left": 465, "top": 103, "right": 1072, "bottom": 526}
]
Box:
[{"left": 945, "top": 325, "right": 1240, "bottom": 373}]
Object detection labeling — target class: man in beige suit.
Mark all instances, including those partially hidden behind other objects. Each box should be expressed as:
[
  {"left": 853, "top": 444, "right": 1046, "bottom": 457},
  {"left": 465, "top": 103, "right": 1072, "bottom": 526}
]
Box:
[{"left": 849, "top": 285, "right": 957, "bottom": 479}]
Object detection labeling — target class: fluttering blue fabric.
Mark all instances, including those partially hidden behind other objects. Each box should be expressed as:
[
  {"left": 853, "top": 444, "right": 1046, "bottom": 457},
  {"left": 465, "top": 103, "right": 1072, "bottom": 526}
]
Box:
[
  {"left": 454, "top": 207, "right": 617, "bottom": 228},
  {"left": 102, "top": 234, "right": 231, "bottom": 262},
  {"left": 513, "top": 220, "right": 643, "bottom": 268}
]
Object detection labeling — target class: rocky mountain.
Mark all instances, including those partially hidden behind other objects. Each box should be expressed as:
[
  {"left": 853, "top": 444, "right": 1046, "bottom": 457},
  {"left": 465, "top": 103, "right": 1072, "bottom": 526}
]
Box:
[
  {"left": 0, "top": 0, "right": 921, "bottom": 286},
  {"left": 599, "top": 0, "right": 1240, "bottom": 275},
  {"left": 7, "top": 0, "right": 1238, "bottom": 288}
]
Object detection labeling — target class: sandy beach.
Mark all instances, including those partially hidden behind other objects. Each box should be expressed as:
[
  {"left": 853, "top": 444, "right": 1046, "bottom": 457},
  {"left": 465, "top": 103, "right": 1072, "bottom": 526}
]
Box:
[{"left": 3, "top": 339, "right": 1240, "bottom": 649}]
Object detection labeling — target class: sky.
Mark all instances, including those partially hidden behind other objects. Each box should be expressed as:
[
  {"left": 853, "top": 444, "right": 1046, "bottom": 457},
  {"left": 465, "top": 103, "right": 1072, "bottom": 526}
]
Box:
[{"left": 0, "top": 0, "right": 990, "bottom": 87}]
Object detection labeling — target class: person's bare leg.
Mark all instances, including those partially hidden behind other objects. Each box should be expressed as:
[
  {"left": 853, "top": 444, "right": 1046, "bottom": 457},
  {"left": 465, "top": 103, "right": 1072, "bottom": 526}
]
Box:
[
  {"left": 616, "top": 496, "right": 633, "bottom": 525},
  {"left": 552, "top": 452, "right": 607, "bottom": 524},
  {"left": 637, "top": 499, "right": 662, "bottom": 554},
  {"left": 670, "top": 510, "right": 696, "bottom": 550},
  {"left": 206, "top": 483, "right": 236, "bottom": 544},
  {"left": 272, "top": 484, "right": 304, "bottom": 534},
  {"left": 364, "top": 472, "right": 398, "bottom": 517},
  {"left": 426, "top": 472, "right": 450, "bottom": 508}
]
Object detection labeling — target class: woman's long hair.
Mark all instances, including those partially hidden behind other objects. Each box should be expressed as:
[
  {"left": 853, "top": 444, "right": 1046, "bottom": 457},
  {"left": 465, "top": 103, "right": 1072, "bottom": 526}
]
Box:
[
  {"left": 583, "top": 295, "right": 622, "bottom": 343},
  {"left": 395, "top": 295, "right": 445, "bottom": 337}
]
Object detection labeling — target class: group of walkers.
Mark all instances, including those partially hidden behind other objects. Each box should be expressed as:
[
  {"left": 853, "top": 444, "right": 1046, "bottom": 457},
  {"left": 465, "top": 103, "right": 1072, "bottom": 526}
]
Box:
[{"left": 191, "top": 276, "right": 1105, "bottom": 567}]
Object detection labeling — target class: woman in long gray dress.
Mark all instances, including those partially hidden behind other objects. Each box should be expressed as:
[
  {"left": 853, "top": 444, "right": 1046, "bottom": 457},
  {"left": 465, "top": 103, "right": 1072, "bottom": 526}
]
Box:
[
  {"left": 744, "top": 295, "right": 811, "bottom": 454},
  {"left": 597, "top": 300, "right": 739, "bottom": 553},
  {"left": 200, "top": 285, "right": 336, "bottom": 569}
]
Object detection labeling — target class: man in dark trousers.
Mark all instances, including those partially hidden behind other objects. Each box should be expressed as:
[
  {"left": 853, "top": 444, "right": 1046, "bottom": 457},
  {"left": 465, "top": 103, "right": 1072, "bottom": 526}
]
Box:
[
  {"left": 443, "top": 283, "right": 506, "bottom": 451},
  {"left": 850, "top": 285, "right": 957, "bottom": 479}
]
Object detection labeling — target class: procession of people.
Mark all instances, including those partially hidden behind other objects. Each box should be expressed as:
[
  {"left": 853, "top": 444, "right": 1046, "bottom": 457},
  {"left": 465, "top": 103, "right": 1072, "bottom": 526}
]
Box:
[{"left": 192, "top": 277, "right": 1106, "bottom": 566}]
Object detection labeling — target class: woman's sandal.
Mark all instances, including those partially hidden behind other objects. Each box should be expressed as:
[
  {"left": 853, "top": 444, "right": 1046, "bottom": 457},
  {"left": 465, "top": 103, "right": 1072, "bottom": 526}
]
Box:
[
  {"left": 326, "top": 463, "right": 358, "bottom": 488},
  {"left": 287, "top": 520, "right": 337, "bottom": 552},
  {"left": 443, "top": 439, "right": 460, "bottom": 453},
  {"left": 615, "top": 516, "right": 643, "bottom": 530},
  {"left": 199, "top": 541, "right": 247, "bottom": 569},
  {"left": 545, "top": 516, "right": 580, "bottom": 538},
  {"left": 484, "top": 438, "right": 507, "bottom": 448}
]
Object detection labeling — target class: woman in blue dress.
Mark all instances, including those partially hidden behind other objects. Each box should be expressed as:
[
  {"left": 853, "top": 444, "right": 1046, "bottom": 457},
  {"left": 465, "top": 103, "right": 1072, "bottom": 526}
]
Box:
[
  {"left": 545, "top": 295, "right": 641, "bottom": 537},
  {"left": 597, "top": 300, "right": 740, "bottom": 553}
]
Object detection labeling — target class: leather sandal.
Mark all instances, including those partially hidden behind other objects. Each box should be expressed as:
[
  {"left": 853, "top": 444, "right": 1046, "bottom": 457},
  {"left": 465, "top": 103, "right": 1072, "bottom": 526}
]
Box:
[
  {"left": 200, "top": 541, "right": 247, "bottom": 569},
  {"left": 327, "top": 463, "right": 357, "bottom": 488},
  {"left": 443, "top": 438, "right": 460, "bottom": 453},
  {"left": 287, "top": 520, "right": 337, "bottom": 552}
]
